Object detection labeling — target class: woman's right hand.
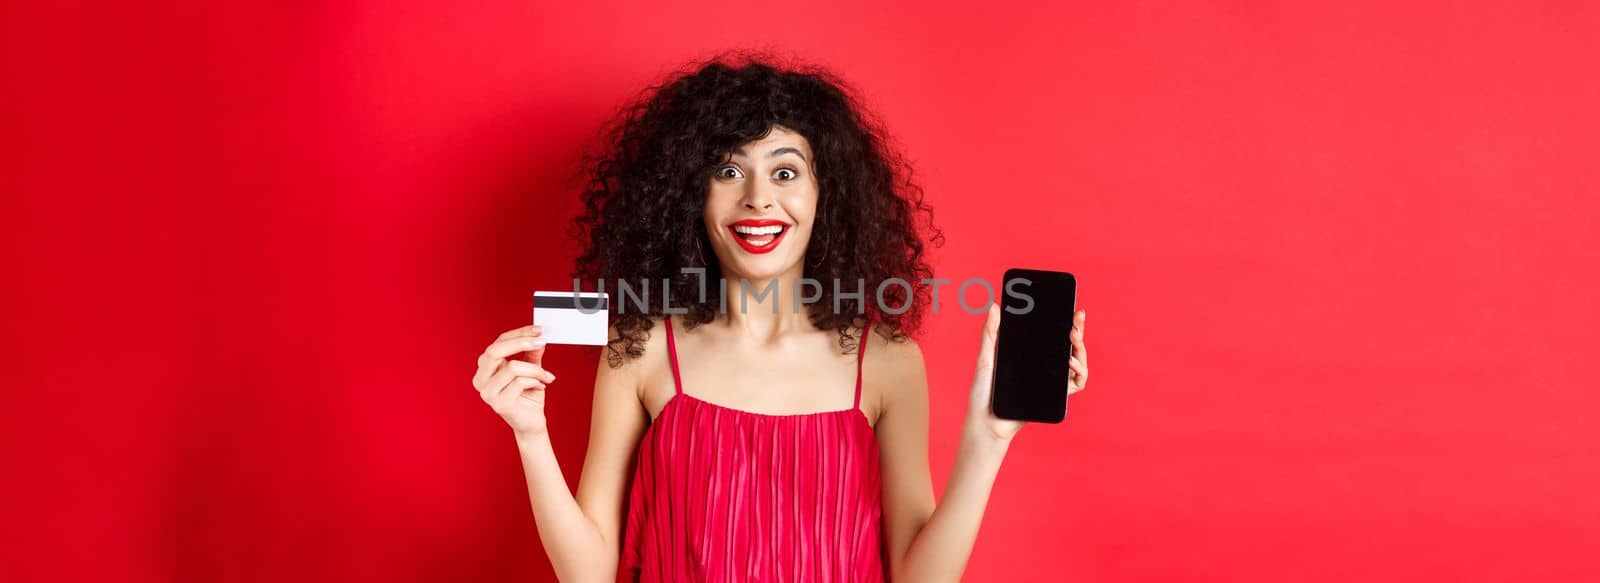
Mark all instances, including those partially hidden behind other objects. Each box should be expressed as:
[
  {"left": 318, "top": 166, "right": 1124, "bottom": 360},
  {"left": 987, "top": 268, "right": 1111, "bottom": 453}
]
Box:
[{"left": 473, "top": 325, "right": 557, "bottom": 437}]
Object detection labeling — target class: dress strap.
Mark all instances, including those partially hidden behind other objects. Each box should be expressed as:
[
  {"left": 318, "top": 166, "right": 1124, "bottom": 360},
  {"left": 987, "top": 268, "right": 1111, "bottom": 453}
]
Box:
[
  {"left": 853, "top": 321, "right": 870, "bottom": 409},
  {"left": 664, "top": 315, "right": 683, "bottom": 395}
]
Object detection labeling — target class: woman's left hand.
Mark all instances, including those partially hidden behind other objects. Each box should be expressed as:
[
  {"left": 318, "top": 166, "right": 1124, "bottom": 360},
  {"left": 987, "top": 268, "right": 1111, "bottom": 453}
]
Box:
[{"left": 965, "top": 303, "right": 1089, "bottom": 442}]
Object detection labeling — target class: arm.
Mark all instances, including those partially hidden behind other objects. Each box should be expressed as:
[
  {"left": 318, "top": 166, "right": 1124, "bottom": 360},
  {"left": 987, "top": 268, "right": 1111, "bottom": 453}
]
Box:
[
  {"left": 514, "top": 327, "right": 649, "bottom": 583},
  {"left": 881, "top": 302, "right": 1094, "bottom": 582},
  {"left": 874, "top": 315, "right": 1012, "bottom": 583}
]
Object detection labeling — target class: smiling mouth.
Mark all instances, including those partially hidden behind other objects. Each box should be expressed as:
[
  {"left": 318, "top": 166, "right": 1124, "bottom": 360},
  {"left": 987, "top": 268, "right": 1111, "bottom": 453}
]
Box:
[{"left": 728, "top": 222, "right": 789, "bottom": 254}]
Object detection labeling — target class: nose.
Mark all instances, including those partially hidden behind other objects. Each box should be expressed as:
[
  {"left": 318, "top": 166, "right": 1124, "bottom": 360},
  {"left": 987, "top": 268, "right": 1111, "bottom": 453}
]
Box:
[{"left": 740, "top": 179, "right": 775, "bottom": 211}]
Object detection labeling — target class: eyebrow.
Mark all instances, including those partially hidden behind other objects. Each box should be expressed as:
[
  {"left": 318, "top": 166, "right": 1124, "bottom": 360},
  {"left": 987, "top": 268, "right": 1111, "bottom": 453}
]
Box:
[{"left": 731, "top": 146, "right": 807, "bottom": 161}]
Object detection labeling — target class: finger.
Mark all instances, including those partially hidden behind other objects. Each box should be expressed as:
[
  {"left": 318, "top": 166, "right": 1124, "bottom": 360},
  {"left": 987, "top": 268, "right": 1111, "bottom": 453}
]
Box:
[
  {"left": 515, "top": 325, "right": 549, "bottom": 368},
  {"left": 481, "top": 363, "right": 521, "bottom": 400},
  {"left": 495, "top": 376, "right": 545, "bottom": 410},
  {"left": 1071, "top": 311, "right": 1087, "bottom": 364},
  {"left": 506, "top": 360, "right": 557, "bottom": 384},
  {"left": 1069, "top": 355, "right": 1087, "bottom": 380},
  {"left": 527, "top": 342, "right": 547, "bottom": 367},
  {"left": 1068, "top": 356, "right": 1088, "bottom": 393},
  {"left": 477, "top": 335, "right": 547, "bottom": 371},
  {"left": 1071, "top": 325, "right": 1086, "bottom": 361},
  {"left": 473, "top": 355, "right": 507, "bottom": 391},
  {"left": 472, "top": 340, "right": 528, "bottom": 390},
  {"left": 976, "top": 302, "right": 1001, "bottom": 374},
  {"left": 496, "top": 325, "right": 545, "bottom": 342},
  {"left": 481, "top": 360, "right": 554, "bottom": 400},
  {"left": 983, "top": 302, "right": 1001, "bottom": 340}
]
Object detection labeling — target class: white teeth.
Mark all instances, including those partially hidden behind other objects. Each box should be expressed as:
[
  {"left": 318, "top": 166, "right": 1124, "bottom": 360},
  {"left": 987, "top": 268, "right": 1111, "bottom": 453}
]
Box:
[{"left": 732, "top": 225, "right": 785, "bottom": 235}]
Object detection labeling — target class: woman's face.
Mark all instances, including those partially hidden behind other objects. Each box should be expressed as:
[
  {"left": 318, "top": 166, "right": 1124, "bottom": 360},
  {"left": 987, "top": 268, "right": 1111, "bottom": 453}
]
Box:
[{"left": 702, "top": 125, "right": 819, "bottom": 281}]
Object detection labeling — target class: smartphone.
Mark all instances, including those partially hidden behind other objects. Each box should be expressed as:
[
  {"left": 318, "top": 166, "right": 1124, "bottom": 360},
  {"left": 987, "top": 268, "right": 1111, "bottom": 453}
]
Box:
[{"left": 990, "top": 268, "right": 1077, "bottom": 423}]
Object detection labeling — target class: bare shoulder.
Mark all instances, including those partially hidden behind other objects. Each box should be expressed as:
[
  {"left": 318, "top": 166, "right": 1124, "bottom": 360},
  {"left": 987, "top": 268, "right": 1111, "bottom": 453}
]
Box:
[
  {"left": 863, "top": 323, "right": 925, "bottom": 370},
  {"left": 861, "top": 323, "right": 929, "bottom": 419},
  {"left": 597, "top": 315, "right": 678, "bottom": 416}
]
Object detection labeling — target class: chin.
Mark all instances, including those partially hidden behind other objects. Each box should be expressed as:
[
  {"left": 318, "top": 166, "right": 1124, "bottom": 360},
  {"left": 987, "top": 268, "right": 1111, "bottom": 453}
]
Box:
[{"left": 720, "top": 253, "right": 801, "bottom": 281}]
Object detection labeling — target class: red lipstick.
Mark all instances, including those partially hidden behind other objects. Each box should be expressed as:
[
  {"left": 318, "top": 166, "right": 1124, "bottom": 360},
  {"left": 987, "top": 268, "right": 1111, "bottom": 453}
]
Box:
[{"left": 727, "top": 219, "right": 790, "bottom": 255}]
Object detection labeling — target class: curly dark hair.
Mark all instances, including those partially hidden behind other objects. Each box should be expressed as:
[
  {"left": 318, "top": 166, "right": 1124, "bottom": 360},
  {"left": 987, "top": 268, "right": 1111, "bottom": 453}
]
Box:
[{"left": 571, "top": 51, "right": 941, "bottom": 366}]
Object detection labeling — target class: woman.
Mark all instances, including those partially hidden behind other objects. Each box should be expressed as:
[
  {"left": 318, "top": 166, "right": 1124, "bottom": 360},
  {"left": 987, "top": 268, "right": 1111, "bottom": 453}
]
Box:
[{"left": 472, "top": 54, "right": 1089, "bottom": 582}]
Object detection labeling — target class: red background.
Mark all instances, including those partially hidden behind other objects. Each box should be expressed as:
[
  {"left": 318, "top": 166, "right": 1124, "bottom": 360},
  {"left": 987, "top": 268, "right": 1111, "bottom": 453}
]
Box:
[{"left": 6, "top": 1, "right": 1598, "bottom": 581}]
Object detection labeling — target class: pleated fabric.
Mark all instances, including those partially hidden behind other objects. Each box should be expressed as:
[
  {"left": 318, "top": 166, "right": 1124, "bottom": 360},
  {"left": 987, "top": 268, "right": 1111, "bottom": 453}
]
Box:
[{"left": 617, "top": 316, "right": 885, "bottom": 583}]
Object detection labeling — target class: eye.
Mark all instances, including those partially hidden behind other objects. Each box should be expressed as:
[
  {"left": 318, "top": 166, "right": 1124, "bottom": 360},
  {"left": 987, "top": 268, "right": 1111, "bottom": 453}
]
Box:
[
  {"left": 774, "top": 167, "right": 798, "bottom": 181},
  {"left": 715, "top": 166, "right": 744, "bottom": 180}
]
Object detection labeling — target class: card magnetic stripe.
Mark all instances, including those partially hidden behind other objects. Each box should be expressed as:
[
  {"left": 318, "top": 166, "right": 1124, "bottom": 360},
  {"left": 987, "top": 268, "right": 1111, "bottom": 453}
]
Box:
[{"left": 533, "top": 296, "right": 610, "bottom": 310}]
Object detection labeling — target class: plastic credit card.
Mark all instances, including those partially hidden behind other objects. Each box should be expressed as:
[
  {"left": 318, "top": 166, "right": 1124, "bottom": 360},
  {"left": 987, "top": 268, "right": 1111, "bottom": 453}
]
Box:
[{"left": 532, "top": 291, "right": 610, "bottom": 345}]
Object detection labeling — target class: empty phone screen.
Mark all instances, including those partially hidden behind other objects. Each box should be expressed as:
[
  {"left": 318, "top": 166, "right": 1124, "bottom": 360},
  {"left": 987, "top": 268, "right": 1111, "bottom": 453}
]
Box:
[{"left": 991, "top": 268, "right": 1077, "bottom": 423}]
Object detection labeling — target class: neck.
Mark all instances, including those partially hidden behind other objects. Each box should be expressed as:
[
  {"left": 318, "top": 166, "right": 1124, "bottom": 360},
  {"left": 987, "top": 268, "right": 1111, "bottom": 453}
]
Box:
[{"left": 718, "top": 267, "right": 812, "bottom": 340}]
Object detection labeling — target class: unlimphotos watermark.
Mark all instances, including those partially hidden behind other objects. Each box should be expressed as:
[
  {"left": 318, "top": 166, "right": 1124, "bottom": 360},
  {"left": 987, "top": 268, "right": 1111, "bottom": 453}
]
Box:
[{"left": 567, "top": 268, "right": 1040, "bottom": 315}]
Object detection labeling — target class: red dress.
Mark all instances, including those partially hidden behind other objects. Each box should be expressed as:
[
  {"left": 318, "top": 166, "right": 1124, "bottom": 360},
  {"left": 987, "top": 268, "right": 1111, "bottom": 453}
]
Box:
[{"left": 618, "top": 316, "right": 886, "bottom": 582}]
